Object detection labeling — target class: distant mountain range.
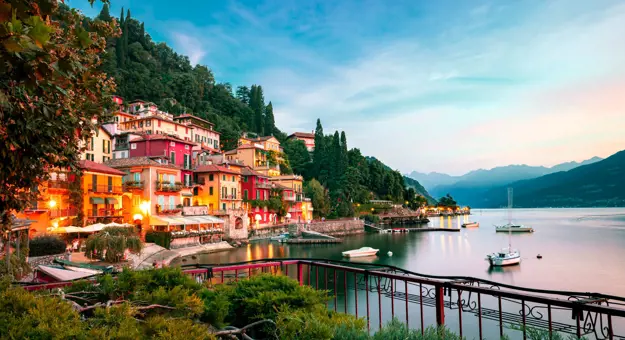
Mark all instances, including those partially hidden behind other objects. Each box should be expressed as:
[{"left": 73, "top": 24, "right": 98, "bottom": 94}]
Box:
[
  {"left": 407, "top": 156, "right": 605, "bottom": 207},
  {"left": 480, "top": 151, "right": 625, "bottom": 208},
  {"left": 366, "top": 156, "right": 436, "bottom": 203}
]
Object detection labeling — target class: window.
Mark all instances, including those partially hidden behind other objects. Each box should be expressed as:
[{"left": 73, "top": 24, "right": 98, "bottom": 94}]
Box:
[
  {"left": 158, "top": 120, "right": 161, "bottom": 127},
  {"left": 169, "top": 174, "right": 175, "bottom": 185},
  {"left": 209, "top": 187, "right": 214, "bottom": 195},
  {"left": 158, "top": 195, "right": 165, "bottom": 208},
  {"left": 133, "top": 172, "right": 140, "bottom": 182},
  {"left": 131, "top": 143, "right": 137, "bottom": 150},
  {"left": 243, "top": 190, "right": 248, "bottom": 200},
  {"left": 107, "top": 176, "right": 113, "bottom": 192},
  {"left": 146, "top": 120, "right": 151, "bottom": 127},
  {"left": 222, "top": 203, "right": 226, "bottom": 210},
  {"left": 242, "top": 176, "right": 247, "bottom": 183},
  {"left": 92, "top": 174, "right": 97, "bottom": 191},
  {"left": 256, "top": 190, "right": 260, "bottom": 199},
  {"left": 232, "top": 188, "right": 237, "bottom": 199},
  {"left": 222, "top": 175, "right": 225, "bottom": 181},
  {"left": 222, "top": 187, "right": 227, "bottom": 199},
  {"left": 102, "top": 156, "right": 109, "bottom": 162},
  {"left": 89, "top": 137, "right": 94, "bottom": 151},
  {"left": 232, "top": 176, "right": 235, "bottom": 182},
  {"left": 184, "top": 144, "right": 189, "bottom": 150},
  {"left": 169, "top": 196, "right": 175, "bottom": 209},
  {"left": 184, "top": 174, "right": 191, "bottom": 186},
  {"left": 170, "top": 151, "right": 175, "bottom": 165},
  {"left": 209, "top": 174, "right": 214, "bottom": 181},
  {"left": 170, "top": 141, "right": 176, "bottom": 147},
  {"left": 183, "top": 154, "right": 190, "bottom": 169}
]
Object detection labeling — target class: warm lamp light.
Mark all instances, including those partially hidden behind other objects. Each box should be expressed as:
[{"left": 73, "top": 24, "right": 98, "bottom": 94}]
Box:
[
  {"left": 139, "top": 201, "right": 150, "bottom": 215},
  {"left": 49, "top": 200, "right": 57, "bottom": 208},
  {"left": 52, "top": 222, "right": 59, "bottom": 228},
  {"left": 133, "top": 214, "right": 143, "bottom": 221}
]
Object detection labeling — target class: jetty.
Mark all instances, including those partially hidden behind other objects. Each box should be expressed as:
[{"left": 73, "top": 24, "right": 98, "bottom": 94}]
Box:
[{"left": 285, "top": 238, "right": 342, "bottom": 244}]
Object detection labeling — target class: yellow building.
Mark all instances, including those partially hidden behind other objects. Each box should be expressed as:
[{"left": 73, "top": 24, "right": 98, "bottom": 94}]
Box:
[
  {"left": 81, "top": 126, "right": 113, "bottom": 163},
  {"left": 80, "top": 160, "right": 125, "bottom": 225},
  {"left": 194, "top": 164, "right": 242, "bottom": 212},
  {"left": 269, "top": 175, "right": 304, "bottom": 200},
  {"left": 225, "top": 144, "right": 281, "bottom": 177}
]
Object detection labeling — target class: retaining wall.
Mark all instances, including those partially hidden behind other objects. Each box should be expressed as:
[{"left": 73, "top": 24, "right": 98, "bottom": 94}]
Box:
[{"left": 296, "top": 219, "right": 364, "bottom": 237}]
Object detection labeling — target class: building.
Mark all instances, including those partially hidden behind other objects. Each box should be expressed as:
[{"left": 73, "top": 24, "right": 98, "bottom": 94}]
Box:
[
  {"left": 111, "top": 132, "right": 141, "bottom": 160},
  {"left": 239, "top": 134, "right": 283, "bottom": 153},
  {"left": 269, "top": 175, "right": 313, "bottom": 223},
  {"left": 81, "top": 126, "right": 113, "bottom": 163},
  {"left": 173, "top": 114, "right": 220, "bottom": 153},
  {"left": 128, "top": 134, "right": 195, "bottom": 186},
  {"left": 118, "top": 113, "right": 193, "bottom": 142},
  {"left": 194, "top": 164, "right": 242, "bottom": 212},
  {"left": 225, "top": 144, "right": 280, "bottom": 177},
  {"left": 269, "top": 175, "right": 304, "bottom": 201},
  {"left": 80, "top": 160, "right": 126, "bottom": 226},
  {"left": 287, "top": 132, "right": 315, "bottom": 152}
]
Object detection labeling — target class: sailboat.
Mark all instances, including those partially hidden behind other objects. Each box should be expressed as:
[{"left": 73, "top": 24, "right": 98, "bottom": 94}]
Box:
[{"left": 486, "top": 188, "right": 521, "bottom": 267}]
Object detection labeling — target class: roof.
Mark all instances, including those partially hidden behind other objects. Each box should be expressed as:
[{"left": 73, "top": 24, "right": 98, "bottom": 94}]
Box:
[
  {"left": 121, "top": 115, "right": 190, "bottom": 129},
  {"left": 97, "top": 125, "right": 113, "bottom": 139},
  {"left": 241, "top": 166, "right": 267, "bottom": 178},
  {"left": 79, "top": 160, "right": 126, "bottom": 176},
  {"left": 105, "top": 156, "right": 180, "bottom": 170},
  {"left": 288, "top": 132, "right": 315, "bottom": 139},
  {"left": 129, "top": 134, "right": 195, "bottom": 145},
  {"left": 269, "top": 175, "right": 304, "bottom": 181},
  {"left": 194, "top": 164, "right": 240, "bottom": 175},
  {"left": 173, "top": 114, "right": 215, "bottom": 126},
  {"left": 224, "top": 149, "right": 238, "bottom": 155}
]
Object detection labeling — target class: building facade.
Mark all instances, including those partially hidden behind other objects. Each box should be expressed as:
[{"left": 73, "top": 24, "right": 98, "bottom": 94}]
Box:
[
  {"left": 81, "top": 126, "right": 113, "bottom": 163},
  {"left": 287, "top": 132, "right": 315, "bottom": 152}
]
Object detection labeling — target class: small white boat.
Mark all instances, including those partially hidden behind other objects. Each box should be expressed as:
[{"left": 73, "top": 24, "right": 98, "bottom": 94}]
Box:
[
  {"left": 462, "top": 222, "right": 479, "bottom": 228},
  {"left": 342, "top": 247, "right": 379, "bottom": 258},
  {"left": 486, "top": 248, "right": 521, "bottom": 266},
  {"left": 270, "top": 232, "right": 289, "bottom": 241},
  {"left": 495, "top": 223, "right": 534, "bottom": 233}
]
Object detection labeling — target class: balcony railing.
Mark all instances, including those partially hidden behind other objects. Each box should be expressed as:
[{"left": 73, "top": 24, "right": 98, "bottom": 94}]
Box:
[
  {"left": 155, "top": 204, "right": 182, "bottom": 214},
  {"left": 256, "top": 182, "right": 272, "bottom": 189},
  {"left": 115, "top": 142, "right": 129, "bottom": 150},
  {"left": 155, "top": 181, "right": 183, "bottom": 192},
  {"left": 88, "top": 208, "right": 122, "bottom": 217},
  {"left": 89, "top": 184, "right": 123, "bottom": 194},
  {"left": 49, "top": 208, "right": 79, "bottom": 218},
  {"left": 48, "top": 180, "right": 70, "bottom": 190},
  {"left": 184, "top": 180, "right": 204, "bottom": 188},
  {"left": 283, "top": 196, "right": 296, "bottom": 201},
  {"left": 123, "top": 180, "right": 144, "bottom": 190},
  {"left": 221, "top": 194, "right": 241, "bottom": 200}
]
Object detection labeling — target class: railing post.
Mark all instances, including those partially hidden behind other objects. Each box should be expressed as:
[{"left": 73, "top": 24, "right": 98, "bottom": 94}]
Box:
[
  {"left": 435, "top": 284, "right": 445, "bottom": 326},
  {"left": 297, "top": 262, "right": 304, "bottom": 286}
]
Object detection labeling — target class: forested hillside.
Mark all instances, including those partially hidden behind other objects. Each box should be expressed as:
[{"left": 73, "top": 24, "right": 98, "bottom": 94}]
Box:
[{"left": 87, "top": 5, "right": 433, "bottom": 216}]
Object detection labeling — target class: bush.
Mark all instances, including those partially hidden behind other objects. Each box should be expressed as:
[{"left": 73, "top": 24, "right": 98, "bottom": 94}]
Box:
[
  {"left": 28, "top": 234, "right": 66, "bottom": 257},
  {"left": 372, "top": 318, "right": 463, "bottom": 340},
  {"left": 84, "top": 226, "right": 143, "bottom": 262},
  {"left": 145, "top": 231, "right": 172, "bottom": 249},
  {"left": 362, "top": 214, "right": 380, "bottom": 224}
]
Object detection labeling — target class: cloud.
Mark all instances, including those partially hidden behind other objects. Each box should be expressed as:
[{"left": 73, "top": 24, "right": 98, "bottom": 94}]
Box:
[{"left": 168, "top": 32, "right": 207, "bottom": 65}]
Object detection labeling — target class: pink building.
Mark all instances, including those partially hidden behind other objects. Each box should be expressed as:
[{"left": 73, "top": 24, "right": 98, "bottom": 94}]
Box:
[
  {"left": 129, "top": 134, "right": 195, "bottom": 186},
  {"left": 287, "top": 132, "right": 315, "bottom": 152}
]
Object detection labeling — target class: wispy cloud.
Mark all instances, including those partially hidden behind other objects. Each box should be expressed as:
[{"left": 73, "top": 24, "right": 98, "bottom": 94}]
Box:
[{"left": 169, "top": 32, "right": 207, "bottom": 65}]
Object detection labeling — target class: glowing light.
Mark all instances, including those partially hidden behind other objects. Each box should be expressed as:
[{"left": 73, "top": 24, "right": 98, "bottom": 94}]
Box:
[
  {"left": 133, "top": 214, "right": 143, "bottom": 221},
  {"left": 140, "top": 201, "right": 150, "bottom": 215},
  {"left": 52, "top": 222, "right": 59, "bottom": 228},
  {"left": 48, "top": 200, "right": 57, "bottom": 208}
]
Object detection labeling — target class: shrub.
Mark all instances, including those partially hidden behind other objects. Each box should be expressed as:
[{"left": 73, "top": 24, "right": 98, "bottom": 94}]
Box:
[
  {"left": 362, "top": 214, "right": 380, "bottom": 224},
  {"left": 84, "top": 226, "right": 143, "bottom": 262},
  {"left": 372, "top": 318, "right": 463, "bottom": 340},
  {"left": 28, "top": 234, "right": 66, "bottom": 257},
  {"left": 276, "top": 305, "right": 367, "bottom": 340},
  {"left": 145, "top": 231, "right": 172, "bottom": 249}
]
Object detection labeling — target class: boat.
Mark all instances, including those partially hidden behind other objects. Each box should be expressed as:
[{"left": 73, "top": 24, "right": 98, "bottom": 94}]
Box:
[
  {"left": 270, "top": 232, "right": 289, "bottom": 241},
  {"left": 486, "top": 188, "right": 522, "bottom": 267},
  {"left": 342, "top": 247, "right": 379, "bottom": 258},
  {"left": 462, "top": 222, "right": 479, "bottom": 228},
  {"left": 392, "top": 228, "right": 408, "bottom": 233},
  {"left": 495, "top": 223, "right": 534, "bottom": 233}
]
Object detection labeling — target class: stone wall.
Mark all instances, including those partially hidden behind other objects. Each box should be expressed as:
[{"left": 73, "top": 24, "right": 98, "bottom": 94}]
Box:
[
  {"left": 28, "top": 254, "right": 63, "bottom": 267},
  {"left": 296, "top": 219, "right": 364, "bottom": 237},
  {"left": 223, "top": 212, "right": 249, "bottom": 240}
]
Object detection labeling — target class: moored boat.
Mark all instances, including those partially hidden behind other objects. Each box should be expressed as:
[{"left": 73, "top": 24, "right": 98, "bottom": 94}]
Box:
[
  {"left": 270, "top": 232, "right": 289, "bottom": 241},
  {"left": 342, "top": 247, "right": 379, "bottom": 258},
  {"left": 392, "top": 228, "right": 408, "bottom": 233},
  {"left": 462, "top": 222, "right": 479, "bottom": 228},
  {"left": 486, "top": 249, "right": 521, "bottom": 266},
  {"left": 495, "top": 223, "right": 534, "bottom": 233}
]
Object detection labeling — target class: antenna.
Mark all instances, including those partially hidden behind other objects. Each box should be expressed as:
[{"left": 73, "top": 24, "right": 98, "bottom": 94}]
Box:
[{"left": 507, "top": 187, "right": 513, "bottom": 251}]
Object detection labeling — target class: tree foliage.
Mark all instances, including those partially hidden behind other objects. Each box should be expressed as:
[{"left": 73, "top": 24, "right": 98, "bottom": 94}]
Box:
[
  {"left": 84, "top": 226, "right": 143, "bottom": 262},
  {"left": 0, "top": 0, "right": 117, "bottom": 269}
]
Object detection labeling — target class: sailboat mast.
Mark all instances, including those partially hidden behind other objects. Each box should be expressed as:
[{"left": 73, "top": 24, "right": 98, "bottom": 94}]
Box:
[{"left": 508, "top": 188, "right": 513, "bottom": 251}]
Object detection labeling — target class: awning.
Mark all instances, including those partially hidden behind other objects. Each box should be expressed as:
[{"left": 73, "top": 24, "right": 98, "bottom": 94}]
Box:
[
  {"left": 105, "top": 197, "right": 118, "bottom": 204},
  {"left": 149, "top": 216, "right": 170, "bottom": 226},
  {"left": 90, "top": 197, "right": 105, "bottom": 204},
  {"left": 149, "top": 215, "right": 225, "bottom": 226},
  {"left": 181, "top": 193, "right": 193, "bottom": 197}
]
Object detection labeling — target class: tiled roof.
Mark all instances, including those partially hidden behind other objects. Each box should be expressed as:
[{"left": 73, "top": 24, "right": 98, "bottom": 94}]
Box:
[
  {"left": 129, "top": 134, "right": 195, "bottom": 145},
  {"left": 173, "top": 114, "right": 215, "bottom": 126},
  {"left": 237, "top": 144, "right": 257, "bottom": 149},
  {"left": 104, "top": 157, "right": 180, "bottom": 169},
  {"left": 224, "top": 149, "right": 238, "bottom": 155},
  {"left": 288, "top": 132, "right": 315, "bottom": 139},
  {"left": 241, "top": 166, "right": 267, "bottom": 178},
  {"left": 79, "top": 160, "right": 126, "bottom": 176},
  {"left": 194, "top": 164, "right": 240, "bottom": 175}
]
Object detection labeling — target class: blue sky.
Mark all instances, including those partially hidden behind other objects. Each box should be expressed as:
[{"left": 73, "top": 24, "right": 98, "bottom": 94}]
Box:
[{"left": 74, "top": 0, "right": 625, "bottom": 175}]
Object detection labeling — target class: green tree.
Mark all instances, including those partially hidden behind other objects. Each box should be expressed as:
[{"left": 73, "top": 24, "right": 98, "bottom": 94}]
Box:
[
  {"left": 282, "top": 139, "right": 311, "bottom": 176},
  {"left": 264, "top": 101, "right": 275, "bottom": 136},
  {"left": 304, "top": 179, "right": 330, "bottom": 218},
  {"left": 235, "top": 85, "right": 250, "bottom": 105},
  {"left": 98, "top": 3, "right": 112, "bottom": 21},
  {"left": 84, "top": 227, "right": 143, "bottom": 263},
  {"left": 312, "top": 119, "right": 325, "bottom": 180},
  {"left": 249, "top": 85, "right": 265, "bottom": 135},
  {"left": 0, "top": 0, "right": 117, "bottom": 271}
]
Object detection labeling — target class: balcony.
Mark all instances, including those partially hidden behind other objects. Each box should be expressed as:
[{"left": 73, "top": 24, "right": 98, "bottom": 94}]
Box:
[
  {"left": 155, "top": 204, "right": 182, "bottom": 215},
  {"left": 115, "top": 142, "right": 129, "bottom": 150},
  {"left": 88, "top": 208, "right": 123, "bottom": 217},
  {"left": 155, "top": 181, "right": 183, "bottom": 192},
  {"left": 184, "top": 180, "right": 205, "bottom": 188},
  {"left": 48, "top": 180, "right": 70, "bottom": 190},
  {"left": 221, "top": 194, "right": 241, "bottom": 200},
  {"left": 256, "top": 182, "right": 272, "bottom": 189},
  {"left": 89, "top": 184, "right": 123, "bottom": 194},
  {"left": 123, "top": 180, "right": 144, "bottom": 191},
  {"left": 50, "top": 208, "right": 79, "bottom": 218},
  {"left": 283, "top": 196, "right": 296, "bottom": 202}
]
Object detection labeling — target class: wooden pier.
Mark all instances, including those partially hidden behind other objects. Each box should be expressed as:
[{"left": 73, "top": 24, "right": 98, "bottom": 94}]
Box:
[{"left": 284, "top": 238, "right": 343, "bottom": 244}]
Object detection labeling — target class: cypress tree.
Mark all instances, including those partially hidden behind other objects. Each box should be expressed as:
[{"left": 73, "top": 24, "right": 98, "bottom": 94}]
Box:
[
  {"left": 98, "top": 4, "right": 112, "bottom": 21},
  {"left": 250, "top": 85, "right": 265, "bottom": 135},
  {"left": 264, "top": 102, "right": 275, "bottom": 136},
  {"left": 116, "top": 8, "right": 126, "bottom": 68},
  {"left": 312, "top": 119, "right": 325, "bottom": 180},
  {"left": 329, "top": 131, "right": 341, "bottom": 191}
]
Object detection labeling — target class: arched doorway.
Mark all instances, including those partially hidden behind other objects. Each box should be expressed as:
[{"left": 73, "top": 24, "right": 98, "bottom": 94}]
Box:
[
  {"left": 235, "top": 217, "right": 243, "bottom": 229},
  {"left": 183, "top": 198, "right": 191, "bottom": 206}
]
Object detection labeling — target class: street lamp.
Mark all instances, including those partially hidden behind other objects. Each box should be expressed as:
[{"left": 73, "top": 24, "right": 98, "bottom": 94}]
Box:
[{"left": 48, "top": 199, "right": 57, "bottom": 208}]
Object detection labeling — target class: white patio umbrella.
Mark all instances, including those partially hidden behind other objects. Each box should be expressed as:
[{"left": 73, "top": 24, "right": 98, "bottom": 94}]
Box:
[{"left": 82, "top": 223, "right": 107, "bottom": 233}]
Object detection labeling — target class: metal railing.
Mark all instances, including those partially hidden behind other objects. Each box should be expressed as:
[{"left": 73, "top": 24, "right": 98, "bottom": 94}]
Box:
[
  {"left": 49, "top": 208, "right": 79, "bottom": 218},
  {"left": 154, "top": 181, "right": 183, "bottom": 192},
  {"left": 123, "top": 180, "right": 144, "bottom": 190},
  {"left": 87, "top": 209, "right": 122, "bottom": 217},
  {"left": 89, "top": 184, "right": 123, "bottom": 194},
  {"left": 48, "top": 180, "right": 70, "bottom": 189},
  {"left": 20, "top": 259, "right": 625, "bottom": 339}
]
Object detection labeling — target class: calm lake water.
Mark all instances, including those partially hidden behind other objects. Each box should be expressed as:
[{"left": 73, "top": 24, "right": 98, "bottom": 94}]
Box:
[{"left": 189, "top": 208, "right": 625, "bottom": 296}]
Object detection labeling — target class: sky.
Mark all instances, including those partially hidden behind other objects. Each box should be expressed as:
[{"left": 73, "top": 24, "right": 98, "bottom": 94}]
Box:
[{"left": 74, "top": 0, "right": 625, "bottom": 176}]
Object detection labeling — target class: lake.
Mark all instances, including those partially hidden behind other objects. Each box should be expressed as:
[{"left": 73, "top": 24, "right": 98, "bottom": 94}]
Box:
[{"left": 187, "top": 208, "right": 625, "bottom": 297}]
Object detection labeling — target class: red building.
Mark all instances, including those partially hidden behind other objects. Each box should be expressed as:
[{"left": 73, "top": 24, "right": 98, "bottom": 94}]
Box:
[
  {"left": 241, "top": 167, "right": 273, "bottom": 225},
  {"left": 129, "top": 134, "right": 195, "bottom": 186}
]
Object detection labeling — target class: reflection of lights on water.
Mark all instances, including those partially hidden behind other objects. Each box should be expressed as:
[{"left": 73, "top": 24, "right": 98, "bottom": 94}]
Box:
[
  {"left": 246, "top": 243, "right": 253, "bottom": 261},
  {"left": 254, "top": 246, "right": 262, "bottom": 259},
  {"left": 268, "top": 243, "right": 274, "bottom": 258},
  {"left": 457, "top": 234, "right": 462, "bottom": 252},
  {"left": 447, "top": 235, "right": 452, "bottom": 255},
  {"left": 440, "top": 234, "right": 446, "bottom": 253}
]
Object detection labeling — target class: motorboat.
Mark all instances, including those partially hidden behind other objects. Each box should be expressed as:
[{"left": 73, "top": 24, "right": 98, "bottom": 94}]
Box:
[
  {"left": 486, "top": 248, "right": 521, "bottom": 266},
  {"left": 270, "top": 232, "right": 289, "bottom": 241},
  {"left": 342, "top": 247, "right": 379, "bottom": 258},
  {"left": 462, "top": 222, "right": 479, "bottom": 228},
  {"left": 495, "top": 223, "right": 534, "bottom": 233}
]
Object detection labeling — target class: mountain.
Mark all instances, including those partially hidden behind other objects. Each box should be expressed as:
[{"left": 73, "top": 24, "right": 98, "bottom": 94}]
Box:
[
  {"left": 479, "top": 151, "right": 625, "bottom": 208},
  {"left": 406, "top": 171, "right": 455, "bottom": 191},
  {"left": 403, "top": 176, "right": 436, "bottom": 204},
  {"left": 408, "top": 157, "right": 603, "bottom": 206}
]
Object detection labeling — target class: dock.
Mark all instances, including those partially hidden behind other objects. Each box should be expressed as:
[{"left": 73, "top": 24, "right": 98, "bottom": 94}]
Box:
[
  {"left": 382, "top": 227, "right": 460, "bottom": 233},
  {"left": 284, "top": 238, "right": 343, "bottom": 244}
]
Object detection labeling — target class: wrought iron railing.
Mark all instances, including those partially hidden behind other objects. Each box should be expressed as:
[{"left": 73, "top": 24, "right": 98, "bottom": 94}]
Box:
[
  {"left": 19, "top": 259, "right": 625, "bottom": 339},
  {"left": 89, "top": 184, "right": 123, "bottom": 194},
  {"left": 123, "top": 180, "right": 144, "bottom": 190}
]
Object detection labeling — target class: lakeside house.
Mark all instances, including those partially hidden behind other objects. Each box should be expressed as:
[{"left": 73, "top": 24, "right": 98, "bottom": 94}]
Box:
[{"left": 287, "top": 132, "right": 315, "bottom": 152}]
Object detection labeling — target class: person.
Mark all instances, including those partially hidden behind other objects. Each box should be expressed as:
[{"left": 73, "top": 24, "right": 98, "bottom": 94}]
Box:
[{"left": 72, "top": 239, "right": 79, "bottom": 252}]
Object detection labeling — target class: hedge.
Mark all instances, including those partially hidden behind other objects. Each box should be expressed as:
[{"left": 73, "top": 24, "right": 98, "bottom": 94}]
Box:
[
  {"left": 28, "top": 235, "right": 66, "bottom": 257},
  {"left": 145, "top": 231, "right": 172, "bottom": 249}
]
